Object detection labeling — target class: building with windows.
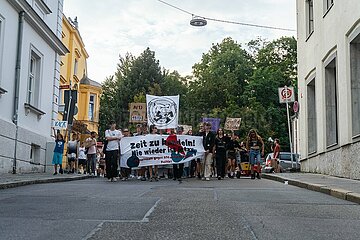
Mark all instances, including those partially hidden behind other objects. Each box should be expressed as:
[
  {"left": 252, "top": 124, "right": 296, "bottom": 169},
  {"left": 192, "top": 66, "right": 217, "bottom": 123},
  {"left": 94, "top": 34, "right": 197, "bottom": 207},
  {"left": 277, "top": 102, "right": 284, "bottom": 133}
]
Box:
[
  {"left": 297, "top": 0, "right": 360, "bottom": 179},
  {"left": 0, "top": 0, "right": 68, "bottom": 173},
  {"left": 59, "top": 15, "right": 101, "bottom": 142}
]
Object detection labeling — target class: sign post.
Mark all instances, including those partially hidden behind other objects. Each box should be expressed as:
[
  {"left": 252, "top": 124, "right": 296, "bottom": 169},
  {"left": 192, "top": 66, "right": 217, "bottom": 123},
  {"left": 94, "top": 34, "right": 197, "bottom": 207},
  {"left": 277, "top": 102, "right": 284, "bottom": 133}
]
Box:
[{"left": 278, "top": 86, "right": 295, "bottom": 169}]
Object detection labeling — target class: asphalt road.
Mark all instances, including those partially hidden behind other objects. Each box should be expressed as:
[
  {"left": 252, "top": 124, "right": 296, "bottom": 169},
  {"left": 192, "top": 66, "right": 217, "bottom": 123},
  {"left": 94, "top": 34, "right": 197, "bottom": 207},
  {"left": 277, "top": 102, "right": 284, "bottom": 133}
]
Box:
[{"left": 1, "top": 177, "right": 359, "bottom": 240}]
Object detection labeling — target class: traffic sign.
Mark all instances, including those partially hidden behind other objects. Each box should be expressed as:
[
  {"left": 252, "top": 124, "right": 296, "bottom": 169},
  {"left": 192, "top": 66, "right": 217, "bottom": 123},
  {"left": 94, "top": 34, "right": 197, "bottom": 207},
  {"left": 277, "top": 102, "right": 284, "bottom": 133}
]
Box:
[
  {"left": 278, "top": 86, "right": 295, "bottom": 103},
  {"left": 293, "top": 101, "right": 299, "bottom": 113}
]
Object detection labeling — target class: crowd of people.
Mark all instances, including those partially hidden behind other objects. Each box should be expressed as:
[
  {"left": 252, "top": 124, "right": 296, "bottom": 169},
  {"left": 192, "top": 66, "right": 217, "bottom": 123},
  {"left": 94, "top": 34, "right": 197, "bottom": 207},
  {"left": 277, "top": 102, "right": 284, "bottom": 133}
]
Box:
[{"left": 52, "top": 121, "right": 277, "bottom": 181}]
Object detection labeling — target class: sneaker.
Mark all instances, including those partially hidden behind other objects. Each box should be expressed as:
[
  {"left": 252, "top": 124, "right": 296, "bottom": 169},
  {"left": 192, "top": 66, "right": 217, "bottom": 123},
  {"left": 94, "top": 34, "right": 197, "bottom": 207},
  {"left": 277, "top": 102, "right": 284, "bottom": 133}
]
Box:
[
  {"left": 218, "top": 176, "right": 222, "bottom": 180},
  {"left": 108, "top": 178, "right": 112, "bottom": 182},
  {"left": 205, "top": 177, "right": 210, "bottom": 181},
  {"left": 149, "top": 178, "right": 153, "bottom": 182},
  {"left": 141, "top": 177, "right": 146, "bottom": 181},
  {"left": 59, "top": 169, "right": 63, "bottom": 174},
  {"left": 155, "top": 177, "right": 159, "bottom": 182},
  {"left": 53, "top": 172, "right": 57, "bottom": 175},
  {"left": 256, "top": 172, "right": 261, "bottom": 179},
  {"left": 112, "top": 178, "right": 117, "bottom": 182}
]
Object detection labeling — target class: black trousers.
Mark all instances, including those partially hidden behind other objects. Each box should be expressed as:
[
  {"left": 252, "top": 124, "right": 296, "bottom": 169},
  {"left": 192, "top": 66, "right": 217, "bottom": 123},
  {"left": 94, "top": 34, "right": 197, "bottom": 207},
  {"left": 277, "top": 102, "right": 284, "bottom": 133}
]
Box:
[
  {"left": 216, "top": 152, "right": 226, "bottom": 178},
  {"left": 173, "top": 163, "right": 184, "bottom": 179},
  {"left": 105, "top": 150, "right": 118, "bottom": 179}
]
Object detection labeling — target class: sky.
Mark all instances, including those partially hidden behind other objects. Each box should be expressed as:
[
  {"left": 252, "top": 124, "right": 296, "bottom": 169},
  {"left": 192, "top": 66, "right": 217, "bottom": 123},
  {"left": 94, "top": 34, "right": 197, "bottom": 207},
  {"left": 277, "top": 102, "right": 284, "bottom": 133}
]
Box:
[{"left": 63, "top": 0, "right": 296, "bottom": 83}]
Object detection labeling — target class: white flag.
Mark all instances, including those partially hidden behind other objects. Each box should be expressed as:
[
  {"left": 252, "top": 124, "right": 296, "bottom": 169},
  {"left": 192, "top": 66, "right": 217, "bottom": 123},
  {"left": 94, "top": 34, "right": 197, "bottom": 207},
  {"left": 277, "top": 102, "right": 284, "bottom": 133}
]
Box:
[{"left": 146, "top": 94, "right": 179, "bottom": 129}]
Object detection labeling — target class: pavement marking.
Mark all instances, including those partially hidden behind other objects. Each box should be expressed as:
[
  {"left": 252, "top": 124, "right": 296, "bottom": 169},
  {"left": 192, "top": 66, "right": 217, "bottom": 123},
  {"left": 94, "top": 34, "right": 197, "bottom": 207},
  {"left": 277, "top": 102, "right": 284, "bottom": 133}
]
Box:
[
  {"left": 82, "top": 221, "right": 104, "bottom": 240},
  {"left": 142, "top": 197, "right": 162, "bottom": 222},
  {"left": 240, "top": 215, "right": 259, "bottom": 240},
  {"left": 213, "top": 189, "right": 218, "bottom": 201}
]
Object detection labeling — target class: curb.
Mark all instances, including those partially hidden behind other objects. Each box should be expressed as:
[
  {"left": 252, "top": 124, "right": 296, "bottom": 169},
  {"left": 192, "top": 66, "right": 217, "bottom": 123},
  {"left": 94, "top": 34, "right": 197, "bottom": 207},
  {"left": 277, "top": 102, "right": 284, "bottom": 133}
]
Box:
[
  {"left": 0, "top": 175, "right": 93, "bottom": 190},
  {"left": 262, "top": 173, "right": 360, "bottom": 205}
]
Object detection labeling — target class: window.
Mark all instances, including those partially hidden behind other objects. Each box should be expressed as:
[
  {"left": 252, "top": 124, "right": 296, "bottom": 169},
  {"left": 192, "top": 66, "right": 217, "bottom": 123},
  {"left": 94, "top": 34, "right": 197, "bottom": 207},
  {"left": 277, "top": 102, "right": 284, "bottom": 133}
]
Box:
[
  {"left": 27, "top": 49, "right": 42, "bottom": 107},
  {"left": 88, "top": 94, "right": 95, "bottom": 121},
  {"left": 325, "top": 57, "right": 338, "bottom": 146},
  {"left": 306, "top": 0, "right": 314, "bottom": 38},
  {"left": 324, "top": 0, "right": 334, "bottom": 13},
  {"left": 307, "top": 78, "right": 317, "bottom": 154},
  {"left": 30, "top": 144, "right": 40, "bottom": 164},
  {"left": 350, "top": 34, "right": 360, "bottom": 137},
  {"left": 74, "top": 58, "right": 78, "bottom": 76}
]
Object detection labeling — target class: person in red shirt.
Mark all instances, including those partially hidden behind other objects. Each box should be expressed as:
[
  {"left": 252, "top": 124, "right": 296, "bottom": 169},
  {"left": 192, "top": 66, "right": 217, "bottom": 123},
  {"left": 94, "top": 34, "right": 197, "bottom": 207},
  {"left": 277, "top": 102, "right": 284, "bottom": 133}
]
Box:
[{"left": 272, "top": 138, "right": 280, "bottom": 173}]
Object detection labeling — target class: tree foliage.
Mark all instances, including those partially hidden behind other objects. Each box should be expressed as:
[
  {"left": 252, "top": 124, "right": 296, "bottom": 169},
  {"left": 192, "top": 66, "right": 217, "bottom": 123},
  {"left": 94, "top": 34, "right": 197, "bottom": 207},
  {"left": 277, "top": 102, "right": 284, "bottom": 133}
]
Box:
[{"left": 99, "top": 36, "right": 297, "bottom": 153}]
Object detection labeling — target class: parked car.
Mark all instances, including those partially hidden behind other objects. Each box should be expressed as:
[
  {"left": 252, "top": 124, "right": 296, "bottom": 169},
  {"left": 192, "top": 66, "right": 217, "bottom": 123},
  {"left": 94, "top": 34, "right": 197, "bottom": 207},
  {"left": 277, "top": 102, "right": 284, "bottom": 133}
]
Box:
[{"left": 264, "top": 152, "right": 300, "bottom": 173}]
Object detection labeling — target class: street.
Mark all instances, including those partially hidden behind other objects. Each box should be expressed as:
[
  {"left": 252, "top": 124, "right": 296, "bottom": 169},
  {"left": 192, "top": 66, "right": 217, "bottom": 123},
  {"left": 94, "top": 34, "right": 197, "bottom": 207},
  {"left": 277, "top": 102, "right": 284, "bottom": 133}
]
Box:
[{"left": 1, "top": 177, "right": 359, "bottom": 240}]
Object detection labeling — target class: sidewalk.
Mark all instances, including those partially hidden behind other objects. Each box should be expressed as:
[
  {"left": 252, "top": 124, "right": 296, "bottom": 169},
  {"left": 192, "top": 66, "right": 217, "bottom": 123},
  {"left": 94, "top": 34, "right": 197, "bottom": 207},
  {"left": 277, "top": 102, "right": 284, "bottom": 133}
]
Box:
[
  {"left": 0, "top": 172, "right": 93, "bottom": 190},
  {"left": 263, "top": 172, "right": 360, "bottom": 204}
]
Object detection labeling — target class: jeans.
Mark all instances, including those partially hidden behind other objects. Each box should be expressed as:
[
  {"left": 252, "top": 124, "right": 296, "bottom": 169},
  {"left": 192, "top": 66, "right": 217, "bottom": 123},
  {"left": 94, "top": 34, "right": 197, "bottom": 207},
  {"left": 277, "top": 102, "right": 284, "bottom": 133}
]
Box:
[
  {"left": 204, "top": 153, "right": 213, "bottom": 178},
  {"left": 215, "top": 151, "right": 226, "bottom": 178},
  {"left": 87, "top": 154, "right": 96, "bottom": 174},
  {"left": 249, "top": 149, "right": 261, "bottom": 165}
]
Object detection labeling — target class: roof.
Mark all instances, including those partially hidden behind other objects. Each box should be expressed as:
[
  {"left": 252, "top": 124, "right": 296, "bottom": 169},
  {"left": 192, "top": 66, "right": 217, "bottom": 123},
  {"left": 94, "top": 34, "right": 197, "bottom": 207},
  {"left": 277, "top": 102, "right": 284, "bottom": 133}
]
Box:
[{"left": 80, "top": 75, "right": 102, "bottom": 88}]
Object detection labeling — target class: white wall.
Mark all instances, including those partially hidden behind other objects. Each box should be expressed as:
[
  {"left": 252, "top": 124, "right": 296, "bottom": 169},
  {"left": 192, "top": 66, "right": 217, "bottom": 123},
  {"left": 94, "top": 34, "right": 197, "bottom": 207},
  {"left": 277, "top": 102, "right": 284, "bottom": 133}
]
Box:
[
  {"left": 297, "top": 0, "right": 360, "bottom": 178},
  {"left": 0, "top": 0, "right": 64, "bottom": 173}
]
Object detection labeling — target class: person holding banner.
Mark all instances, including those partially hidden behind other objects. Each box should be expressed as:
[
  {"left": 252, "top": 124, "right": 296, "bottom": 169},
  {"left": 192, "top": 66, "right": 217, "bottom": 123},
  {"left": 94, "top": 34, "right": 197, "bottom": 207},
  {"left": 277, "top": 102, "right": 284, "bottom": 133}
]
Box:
[
  {"left": 246, "top": 129, "right": 264, "bottom": 179},
  {"left": 195, "top": 123, "right": 205, "bottom": 179},
  {"left": 203, "top": 122, "right": 216, "bottom": 181},
  {"left": 148, "top": 125, "right": 159, "bottom": 182},
  {"left": 105, "top": 121, "right": 123, "bottom": 182},
  {"left": 172, "top": 126, "right": 185, "bottom": 182}
]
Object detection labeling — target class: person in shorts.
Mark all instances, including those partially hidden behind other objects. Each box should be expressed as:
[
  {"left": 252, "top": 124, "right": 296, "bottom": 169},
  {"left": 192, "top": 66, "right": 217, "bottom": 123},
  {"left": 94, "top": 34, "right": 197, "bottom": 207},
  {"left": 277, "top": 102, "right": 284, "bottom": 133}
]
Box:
[
  {"left": 67, "top": 133, "right": 78, "bottom": 174},
  {"left": 78, "top": 142, "right": 87, "bottom": 174},
  {"left": 52, "top": 128, "right": 65, "bottom": 175},
  {"left": 246, "top": 129, "right": 264, "bottom": 179}
]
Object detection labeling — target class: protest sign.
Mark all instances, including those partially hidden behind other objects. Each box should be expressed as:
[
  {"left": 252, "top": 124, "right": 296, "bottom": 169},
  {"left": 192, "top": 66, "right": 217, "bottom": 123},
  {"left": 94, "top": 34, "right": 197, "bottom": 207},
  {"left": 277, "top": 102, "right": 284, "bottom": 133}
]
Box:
[
  {"left": 129, "top": 103, "right": 147, "bottom": 123},
  {"left": 202, "top": 118, "right": 220, "bottom": 132},
  {"left": 120, "top": 134, "right": 205, "bottom": 168},
  {"left": 224, "top": 118, "right": 241, "bottom": 130},
  {"left": 146, "top": 95, "right": 179, "bottom": 129}
]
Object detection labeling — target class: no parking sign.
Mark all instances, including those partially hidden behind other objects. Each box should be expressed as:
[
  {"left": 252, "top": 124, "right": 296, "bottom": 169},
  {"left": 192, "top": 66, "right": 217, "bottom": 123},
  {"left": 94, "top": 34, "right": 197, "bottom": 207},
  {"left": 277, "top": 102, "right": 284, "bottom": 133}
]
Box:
[{"left": 278, "top": 86, "right": 295, "bottom": 103}]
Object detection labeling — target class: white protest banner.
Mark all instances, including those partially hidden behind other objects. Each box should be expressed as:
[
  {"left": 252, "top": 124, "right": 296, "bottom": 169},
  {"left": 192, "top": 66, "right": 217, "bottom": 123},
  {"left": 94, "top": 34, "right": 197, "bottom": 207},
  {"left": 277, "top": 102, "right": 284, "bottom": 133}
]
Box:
[
  {"left": 53, "top": 121, "right": 68, "bottom": 130},
  {"left": 224, "top": 118, "right": 241, "bottom": 130},
  {"left": 146, "top": 94, "right": 179, "bottom": 129},
  {"left": 120, "top": 134, "right": 205, "bottom": 168}
]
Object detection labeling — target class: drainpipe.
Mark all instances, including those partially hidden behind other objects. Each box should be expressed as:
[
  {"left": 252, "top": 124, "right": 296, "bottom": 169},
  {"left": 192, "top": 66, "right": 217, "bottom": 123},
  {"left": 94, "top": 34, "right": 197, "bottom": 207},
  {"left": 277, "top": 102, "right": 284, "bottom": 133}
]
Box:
[{"left": 12, "top": 11, "right": 25, "bottom": 174}]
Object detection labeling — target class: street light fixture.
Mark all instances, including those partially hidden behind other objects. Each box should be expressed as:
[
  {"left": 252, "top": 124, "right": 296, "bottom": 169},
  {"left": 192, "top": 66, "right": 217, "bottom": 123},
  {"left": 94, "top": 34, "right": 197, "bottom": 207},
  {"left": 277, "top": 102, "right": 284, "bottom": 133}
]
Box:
[{"left": 190, "top": 16, "right": 207, "bottom": 27}]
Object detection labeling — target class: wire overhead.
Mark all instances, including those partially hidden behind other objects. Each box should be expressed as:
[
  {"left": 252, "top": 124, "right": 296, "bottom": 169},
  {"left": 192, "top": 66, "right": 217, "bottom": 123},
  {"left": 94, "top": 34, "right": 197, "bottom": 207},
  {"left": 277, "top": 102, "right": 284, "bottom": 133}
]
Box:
[{"left": 157, "top": 0, "right": 296, "bottom": 32}]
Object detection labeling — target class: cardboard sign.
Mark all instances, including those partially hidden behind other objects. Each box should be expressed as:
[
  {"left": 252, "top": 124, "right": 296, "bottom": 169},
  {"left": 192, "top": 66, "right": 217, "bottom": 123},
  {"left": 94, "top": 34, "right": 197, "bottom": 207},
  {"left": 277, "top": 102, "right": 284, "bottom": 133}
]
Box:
[
  {"left": 53, "top": 121, "right": 68, "bottom": 130},
  {"left": 129, "top": 103, "right": 147, "bottom": 123},
  {"left": 224, "top": 118, "right": 241, "bottom": 130}
]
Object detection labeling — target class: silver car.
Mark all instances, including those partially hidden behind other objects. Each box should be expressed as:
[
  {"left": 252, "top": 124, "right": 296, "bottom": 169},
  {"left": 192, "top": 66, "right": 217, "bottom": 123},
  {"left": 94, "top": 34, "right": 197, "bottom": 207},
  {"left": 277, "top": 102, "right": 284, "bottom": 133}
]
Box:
[{"left": 264, "top": 152, "right": 300, "bottom": 173}]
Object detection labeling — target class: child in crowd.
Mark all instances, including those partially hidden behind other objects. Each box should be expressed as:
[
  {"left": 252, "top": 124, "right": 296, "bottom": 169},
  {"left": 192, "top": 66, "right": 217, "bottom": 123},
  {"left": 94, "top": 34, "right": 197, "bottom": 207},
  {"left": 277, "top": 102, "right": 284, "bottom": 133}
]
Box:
[{"left": 78, "top": 142, "right": 87, "bottom": 174}]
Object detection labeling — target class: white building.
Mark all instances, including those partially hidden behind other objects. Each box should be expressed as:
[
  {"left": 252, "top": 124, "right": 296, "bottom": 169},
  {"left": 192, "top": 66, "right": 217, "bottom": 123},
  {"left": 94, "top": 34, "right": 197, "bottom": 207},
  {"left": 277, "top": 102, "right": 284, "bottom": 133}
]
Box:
[
  {"left": 297, "top": 0, "right": 360, "bottom": 179},
  {"left": 0, "top": 0, "right": 68, "bottom": 173}
]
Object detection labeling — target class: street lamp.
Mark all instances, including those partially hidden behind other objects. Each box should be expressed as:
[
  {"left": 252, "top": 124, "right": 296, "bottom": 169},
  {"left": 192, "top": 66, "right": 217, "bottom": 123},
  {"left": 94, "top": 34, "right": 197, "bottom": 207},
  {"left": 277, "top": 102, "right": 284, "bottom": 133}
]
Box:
[{"left": 190, "top": 16, "right": 207, "bottom": 27}]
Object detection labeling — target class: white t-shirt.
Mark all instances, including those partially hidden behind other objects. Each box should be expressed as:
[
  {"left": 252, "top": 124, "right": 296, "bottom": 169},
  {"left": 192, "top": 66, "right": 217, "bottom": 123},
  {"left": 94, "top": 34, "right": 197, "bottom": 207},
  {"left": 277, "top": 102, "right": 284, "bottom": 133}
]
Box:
[
  {"left": 78, "top": 147, "right": 87, "bottom": 160},
  {"left": 105, "top": 129, "right": 123, "bottom": 151}
]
